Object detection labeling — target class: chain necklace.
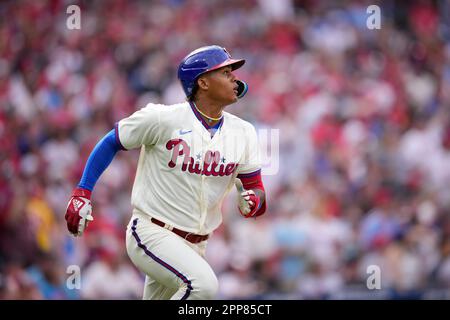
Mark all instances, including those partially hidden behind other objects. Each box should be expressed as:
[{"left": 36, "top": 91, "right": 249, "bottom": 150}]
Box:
[{"left": 193, "top": 102, "right": 223, "bottom": 123}]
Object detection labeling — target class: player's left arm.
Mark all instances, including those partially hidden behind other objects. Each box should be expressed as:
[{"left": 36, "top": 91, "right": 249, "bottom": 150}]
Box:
[{"left": 234, "top": 123, "right": 266, "bottom": 218}]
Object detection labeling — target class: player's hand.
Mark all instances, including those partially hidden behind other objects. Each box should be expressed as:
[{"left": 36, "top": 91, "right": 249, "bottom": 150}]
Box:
[
  {"left": 235, "top": 179, "right": 261, "bottom": 218},
  {"left": 65, "top": 188, "right": 94, "bottom": 237}
]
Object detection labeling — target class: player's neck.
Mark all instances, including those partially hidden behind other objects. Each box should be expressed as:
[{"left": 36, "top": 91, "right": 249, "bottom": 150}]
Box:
[{"left": 192, "top": 98, "right": 224, "bottom": 126}]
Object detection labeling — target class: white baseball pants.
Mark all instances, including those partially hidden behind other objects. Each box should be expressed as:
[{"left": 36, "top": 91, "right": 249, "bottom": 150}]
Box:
[{"left": 125, "top": 211, "right": 218, "bottom": 300}]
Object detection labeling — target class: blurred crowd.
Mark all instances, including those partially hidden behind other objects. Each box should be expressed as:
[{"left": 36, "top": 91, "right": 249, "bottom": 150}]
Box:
[{"left": 1, "top": 0, "right": 450, "bottom": 299}]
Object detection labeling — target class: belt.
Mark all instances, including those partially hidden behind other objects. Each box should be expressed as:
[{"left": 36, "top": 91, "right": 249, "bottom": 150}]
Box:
[{"left": 150, "top": 218, "right": 209, "bottom": 244}]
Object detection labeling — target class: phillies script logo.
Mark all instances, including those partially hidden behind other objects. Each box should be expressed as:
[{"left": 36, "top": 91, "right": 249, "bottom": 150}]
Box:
[{"left": 166, "top": 139, "right": 238, "bottom": 176}]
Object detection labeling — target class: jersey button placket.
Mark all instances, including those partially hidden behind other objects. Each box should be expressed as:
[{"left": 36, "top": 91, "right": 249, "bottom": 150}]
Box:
[
  {"left": 197, "top": 135, "right": 205, "bottom": 232},
  {"left": 199, "top": 175, "right": 207, "bottom": 232},
  {"left": 198, "top": 137, "right": 213, "bottom": 232}
]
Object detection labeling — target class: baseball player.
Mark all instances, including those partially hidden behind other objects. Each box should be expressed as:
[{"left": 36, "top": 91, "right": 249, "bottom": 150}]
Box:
[{"left": 65, "top": 45, "right": 267, "bottom": 300}]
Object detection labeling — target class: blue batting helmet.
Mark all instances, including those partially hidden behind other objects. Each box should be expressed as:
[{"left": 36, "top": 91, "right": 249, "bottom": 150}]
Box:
[{"left": 177, "top": 45, "right": 248, "bottom": 99}]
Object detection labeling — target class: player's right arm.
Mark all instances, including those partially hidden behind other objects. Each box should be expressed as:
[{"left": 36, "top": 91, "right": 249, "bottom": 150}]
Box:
[
  {"left": 65, "top": 104, "right": 161, "bottom": 236},
  {"left": 65, "top": 125, "right": 126, "bottom": 236}
]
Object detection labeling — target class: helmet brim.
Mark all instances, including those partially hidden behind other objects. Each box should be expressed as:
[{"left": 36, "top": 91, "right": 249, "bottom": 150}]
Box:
[{"left": 206, "top": 58, "right": 245, "bottom": 73}]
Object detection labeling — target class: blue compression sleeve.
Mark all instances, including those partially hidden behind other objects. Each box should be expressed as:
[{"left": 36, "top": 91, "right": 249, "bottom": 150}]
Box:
[{"left": 78, "top": 128, "right": 124, "bottom": 191}]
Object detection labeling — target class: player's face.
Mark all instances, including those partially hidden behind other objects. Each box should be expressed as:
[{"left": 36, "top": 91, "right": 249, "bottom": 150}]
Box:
[{"left": 202, "top": 66, "right": 239, "bottom": 105}]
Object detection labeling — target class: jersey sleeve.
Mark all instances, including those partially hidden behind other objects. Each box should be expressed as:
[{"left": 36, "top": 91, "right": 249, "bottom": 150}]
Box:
[
  {"left": 237, "top": 124, "right": 261, "bottom": 176},
  {"left": 117, "top": 103, "right": 161, "bottom": 150}
]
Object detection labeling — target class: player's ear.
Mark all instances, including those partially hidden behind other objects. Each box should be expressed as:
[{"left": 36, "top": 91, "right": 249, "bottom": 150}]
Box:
[{"left": 197, "top": 76, "right": 209, "bottom": 91}]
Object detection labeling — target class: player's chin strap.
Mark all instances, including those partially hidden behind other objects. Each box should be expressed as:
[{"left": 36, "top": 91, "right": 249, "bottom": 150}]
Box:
[{"left": 236, "top": 80, "right": 248, "bottom": 99}]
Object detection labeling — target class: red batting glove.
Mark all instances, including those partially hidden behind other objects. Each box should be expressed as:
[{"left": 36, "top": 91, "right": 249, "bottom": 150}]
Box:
[
  {"left": 65, "top": 188, "right": 94, "bottom": 236},
  {"left": 235, "top": 179, "right": 261, "bottom": 218}
]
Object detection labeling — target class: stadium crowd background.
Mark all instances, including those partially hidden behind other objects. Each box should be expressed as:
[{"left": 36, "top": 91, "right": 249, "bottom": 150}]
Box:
[{"left": 1, "top": 0, "right": 450, "bottom": 299}]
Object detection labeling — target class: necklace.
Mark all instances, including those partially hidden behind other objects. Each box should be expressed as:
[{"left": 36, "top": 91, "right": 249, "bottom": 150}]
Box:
[{"left": 193, "top": 102, "right": 223, "bottom": 123}]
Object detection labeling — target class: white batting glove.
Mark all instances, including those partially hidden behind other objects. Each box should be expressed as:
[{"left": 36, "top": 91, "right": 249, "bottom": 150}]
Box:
[
  {"left": 235, "top": 179, "right": 260, "bottom": 218},
  {"left": 76, "top": 199, "right": 94, "bottom": 236}
]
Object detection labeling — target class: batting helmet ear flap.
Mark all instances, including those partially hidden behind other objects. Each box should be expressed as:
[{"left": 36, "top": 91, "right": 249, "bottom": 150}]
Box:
[{"left": 236, "top": 80, "right": 248, "bottom": 99}]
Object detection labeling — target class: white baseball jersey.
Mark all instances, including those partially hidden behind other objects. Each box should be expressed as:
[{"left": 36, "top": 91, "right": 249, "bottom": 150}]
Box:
[{"left": 117, "top": 101, "right": 261, "bottom": 235}]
